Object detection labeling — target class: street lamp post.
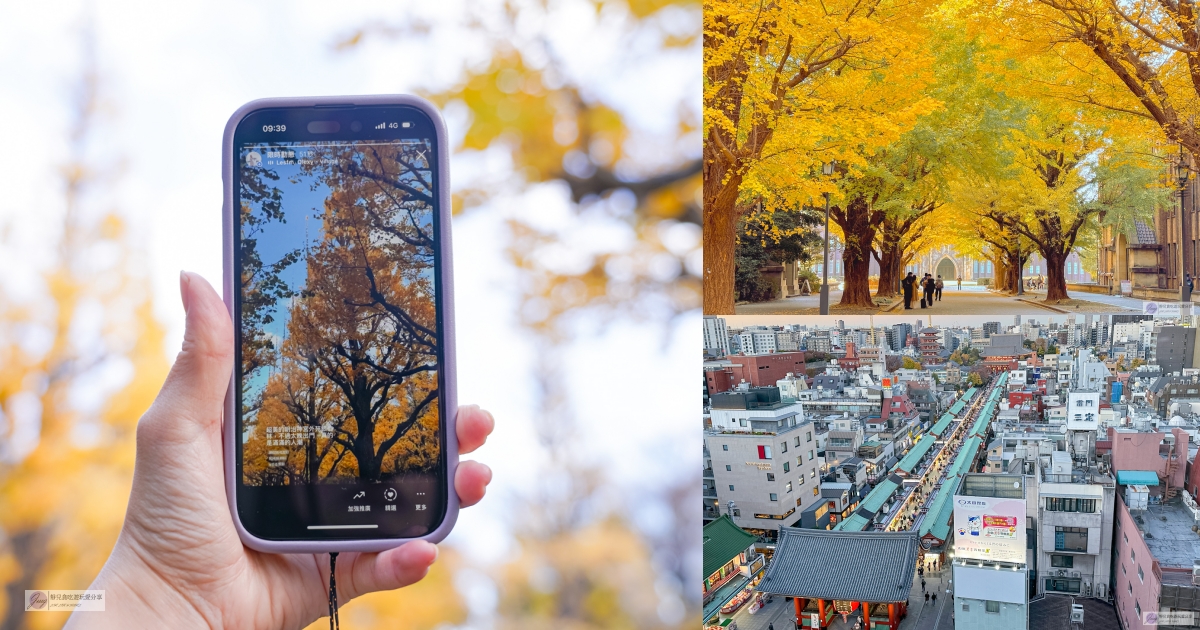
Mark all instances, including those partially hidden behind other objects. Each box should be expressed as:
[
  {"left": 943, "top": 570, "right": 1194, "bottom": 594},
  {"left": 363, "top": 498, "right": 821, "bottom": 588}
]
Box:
[
  {"left": 1178, "top": 146, "right": 1192, "bottom": 302},
  {"left": 820, "top": 161, "right": 836, "bottom": 315},
  {"left": 1016, "top": 237, "right": 1024, "bottom": 296}
]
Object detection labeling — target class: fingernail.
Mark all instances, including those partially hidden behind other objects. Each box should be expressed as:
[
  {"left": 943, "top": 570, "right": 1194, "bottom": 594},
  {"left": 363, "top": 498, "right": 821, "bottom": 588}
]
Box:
[
  {"left": 428, "top": 541, "right": 439, "bottom": 563},
  {"left": 180, "top": 271, "right": 192, "bottom": 314},
  {"left": 482, "top": 463, "right": 493, "bottom": 484}
]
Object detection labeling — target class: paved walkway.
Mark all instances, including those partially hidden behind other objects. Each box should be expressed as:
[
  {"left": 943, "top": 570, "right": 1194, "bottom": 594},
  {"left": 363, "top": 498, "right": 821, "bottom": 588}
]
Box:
[
  {"left": 736, "top": 286, "right": 1077, "bottom": 315},
  {"left": 1023, "top": 288, "right": 1147, "bottom": 311},
  {"left": 734, "top": 290, "right": 897, "bottom": 315}
]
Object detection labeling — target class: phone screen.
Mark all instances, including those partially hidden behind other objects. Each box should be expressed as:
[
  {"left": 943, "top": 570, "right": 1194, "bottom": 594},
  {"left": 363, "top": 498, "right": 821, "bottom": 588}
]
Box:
[{"left": 233, "top": 107, "right": 446, "bottom": 539}]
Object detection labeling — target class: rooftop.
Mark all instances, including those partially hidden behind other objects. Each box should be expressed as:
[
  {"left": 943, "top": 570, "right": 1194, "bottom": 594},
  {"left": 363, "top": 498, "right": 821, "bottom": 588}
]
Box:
[
  {"left": 1131, "top": 499, "right": 1200, "bottom": 570},
  {"left": 702, "top": 515, "right": 757, "bottom": 577},
  {"left": 758, "top": 528, "right": 919, "bottom": 603}
]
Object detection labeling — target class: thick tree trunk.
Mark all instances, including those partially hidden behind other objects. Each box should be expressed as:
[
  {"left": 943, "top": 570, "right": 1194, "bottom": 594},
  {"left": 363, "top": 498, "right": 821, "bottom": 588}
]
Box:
[
  {"left": 1043, "top": 249, "right": 1070, "bottom": 301},
  {"left": 843, "top": 244, "right": 875, "bottom": 306},
  {"left": 702, "top": 142, "right": 743, "bottom": 314},
  {"left": 1005, "top": 253, "right": 1020, "bottom": 293},
  {"left": 876, "top": 241, "right": 901, "bottom": 298},
  {"left": 993, "top": 254, "right": 1011, "bottom": 292},
  {"left": 833, "top": 196, "right": 880, "bottom": 308}
]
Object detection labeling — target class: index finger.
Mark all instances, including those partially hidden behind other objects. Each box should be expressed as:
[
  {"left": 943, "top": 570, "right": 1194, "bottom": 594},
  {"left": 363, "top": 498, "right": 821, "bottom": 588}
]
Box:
[{"left": 456, "top": 405, "right": 494, "bottom": 454}]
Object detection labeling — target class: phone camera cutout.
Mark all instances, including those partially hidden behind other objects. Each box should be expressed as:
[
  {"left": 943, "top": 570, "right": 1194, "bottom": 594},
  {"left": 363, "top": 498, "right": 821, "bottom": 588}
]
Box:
[{"left": 350, "top": 121, "right": 362, "bottom": 132}]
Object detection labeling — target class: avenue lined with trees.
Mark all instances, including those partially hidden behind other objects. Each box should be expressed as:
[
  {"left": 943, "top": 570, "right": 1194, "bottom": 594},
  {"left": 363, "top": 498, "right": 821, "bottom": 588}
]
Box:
[{"left": 704, "top": 0, "right": 1193, "bottom": 313}]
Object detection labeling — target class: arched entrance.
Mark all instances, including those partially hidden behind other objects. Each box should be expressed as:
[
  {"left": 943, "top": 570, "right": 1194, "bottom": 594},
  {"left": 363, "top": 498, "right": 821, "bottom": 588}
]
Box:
[{"left": 935, "top": 257, "right": 957, "bottom": 282}]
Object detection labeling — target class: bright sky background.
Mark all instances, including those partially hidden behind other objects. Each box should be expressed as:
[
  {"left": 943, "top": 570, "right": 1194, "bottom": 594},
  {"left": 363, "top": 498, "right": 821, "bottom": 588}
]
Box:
[{"left": 0, "top": 0, "right": 700, "bottom": 605}]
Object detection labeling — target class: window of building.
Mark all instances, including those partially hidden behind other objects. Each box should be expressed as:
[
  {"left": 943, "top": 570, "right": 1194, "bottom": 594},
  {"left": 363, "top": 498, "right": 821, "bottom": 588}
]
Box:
[
  {"left": 1045, "top": 497, "right": 1097, "bottom": 513},
  {"left": 786, "top": 482, "right": 793, "bottom": 493},
  {"left": 1054, "top": 526, "right": 1088, "bottom": 552},
  {"left": 758, "top": 445, "right": 772, "bottom": 459},
  {"left": 767, "top": 473, "right": 775, "bottom": 482},
  {"left": 740, "top": 419, "right": 748, "bottom": 426},
  {"left": 798, "top": 475, "right": 805, "bottom": 485},
  {"left": 732, "top": 508, "right": 741, "bottom": 517},
  {"left": 1123, "top": 533, "right": 1128, "bottom": 544},
  {"left": 1128, "top": 582, "right": 1132, "bottom": 596},
  {"left": 781, "top": 442, "right": 788, "bottom": 453},
  {"left": 1045, "top": 578, "right": 1082, "bottom": 593},
  {"left": 722, "top": 445, "right": 729, "bottom": 451},
  {"left": 962, "top": 603, "right": 970, "bottom": 612},
  {"left": 769, "top": 493, "right": 778, "bottom": 501},
  {"left": 809, "top": 450, "right": 815, "bottom": 460},
  {"left": 783, "top": 462, "right": 790, "bottom": 473},
  {"left": 795, "top": 436, "right": 801, "bottom": 447},
  {"left": 1138, "top": 566, "right": 1144, "bottom": 583},
  {"left": 811, "top": 469, "right": 817, "bottom": 478},
  {"left": 813, "top": 487, "right": 819, "bottom": 496},
  {"left": 725, "top": 465, "right": 731, "bottom": 471},
  {"left": 1122, "top": 564, "right": 1126, "bottom": 575},
  {"left": 1135, "top": 601, "right": 1141, "bottom": 618},
  {"left": 729, "top": 485, "right": 735, "bottom": 491},
  {"left": 807, "top": 431, "right": 812, "bottom": 442},
  {"left": 1051, "top": 555, "right": 1074, "bottom": 568},
  {"left": 1131, "top": 549, "right": 1136, "bottom": 562},
  {"left": 985, "top": 601, "right": 1000, "bottom": 614}
]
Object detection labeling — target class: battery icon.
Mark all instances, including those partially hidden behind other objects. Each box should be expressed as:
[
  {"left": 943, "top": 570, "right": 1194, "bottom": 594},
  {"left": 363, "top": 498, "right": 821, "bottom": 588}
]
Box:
[{"left": 401, "top": 122, "right": 412, "bottom": 128}]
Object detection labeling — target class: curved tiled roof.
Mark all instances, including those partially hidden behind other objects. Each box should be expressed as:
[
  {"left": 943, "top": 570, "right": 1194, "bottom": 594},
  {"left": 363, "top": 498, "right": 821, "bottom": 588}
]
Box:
[{"left": 758, "top": 528, "right": 920, "bottom": 602}]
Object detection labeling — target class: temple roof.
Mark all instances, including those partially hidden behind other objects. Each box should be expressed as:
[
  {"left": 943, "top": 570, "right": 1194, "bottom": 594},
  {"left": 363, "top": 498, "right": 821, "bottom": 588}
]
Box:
[{"left": 758, "top": 528, "right": 919, "bottom": 602}]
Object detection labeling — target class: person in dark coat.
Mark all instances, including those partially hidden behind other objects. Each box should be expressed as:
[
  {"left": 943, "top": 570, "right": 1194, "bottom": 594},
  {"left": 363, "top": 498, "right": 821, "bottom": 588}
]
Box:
[
  {"left": 935, "top": 275, "right": 944, "bottom": 300},
  {"left": 902, "top": 272, "right": 916, "bottom": 309}
]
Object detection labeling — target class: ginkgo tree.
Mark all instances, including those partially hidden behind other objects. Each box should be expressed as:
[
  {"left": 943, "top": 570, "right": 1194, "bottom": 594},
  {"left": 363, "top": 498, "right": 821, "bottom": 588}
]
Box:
[
  {"left": 999, "top": 0, "right": 1200, "bottom": 169},
  {"left": 703, "top": 0, "right": 940, "bottom": 313}
]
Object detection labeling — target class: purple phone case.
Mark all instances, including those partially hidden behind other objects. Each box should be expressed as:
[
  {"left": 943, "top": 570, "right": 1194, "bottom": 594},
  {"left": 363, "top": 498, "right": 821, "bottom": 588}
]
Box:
[{"left": 221, "top": 95, "right": 458, "bottom": 553}]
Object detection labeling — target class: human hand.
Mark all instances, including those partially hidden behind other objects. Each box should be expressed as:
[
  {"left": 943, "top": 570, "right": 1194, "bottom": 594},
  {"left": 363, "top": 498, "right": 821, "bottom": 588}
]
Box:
[{"left": 66, "top": 272, "right": 494, "bottom": 629}]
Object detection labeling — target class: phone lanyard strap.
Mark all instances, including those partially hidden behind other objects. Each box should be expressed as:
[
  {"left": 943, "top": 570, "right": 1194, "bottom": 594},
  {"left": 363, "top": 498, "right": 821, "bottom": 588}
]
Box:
[{"left": 328, "top": 552, "right": 340, "bottom": 630}]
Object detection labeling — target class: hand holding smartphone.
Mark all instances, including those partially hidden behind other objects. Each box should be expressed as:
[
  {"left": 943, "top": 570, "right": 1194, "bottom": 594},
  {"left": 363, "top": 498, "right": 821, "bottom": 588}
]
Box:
[{"left": 222, "top": 96, "right": 457, "bottom": 553}]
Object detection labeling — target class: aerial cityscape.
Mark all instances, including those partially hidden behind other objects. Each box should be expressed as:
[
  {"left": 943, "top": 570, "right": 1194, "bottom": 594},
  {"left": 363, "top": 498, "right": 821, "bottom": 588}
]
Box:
[{"left": 703, "top": 314, "right": 1200, "bottom": 630}]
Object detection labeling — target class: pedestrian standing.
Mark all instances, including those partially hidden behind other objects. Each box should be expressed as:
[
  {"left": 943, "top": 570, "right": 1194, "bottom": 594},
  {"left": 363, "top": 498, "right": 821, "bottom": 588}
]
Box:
[
  {"left": 932, "top": 593, "right": 937, "bottom": 604},
  {"left": 924, "top": 274, "right": 936, "bottom": 308},
  {"left": 768, "top": 623, "right": 774, "bottom": 630},
  {"left": 935, "top": 275, "right": 944, "bottom": 301},
  {"left": 903, "top": 272, "right": 916, "bottom": 309},
  {"left": 921, "top": 579, "right": 926, "bottom": 592},
  {"left": 925, "top": 593, "right": 930, "bottom": 603},
  {"left": 957, "top": 276, "right": 962, "bottom": 291}
]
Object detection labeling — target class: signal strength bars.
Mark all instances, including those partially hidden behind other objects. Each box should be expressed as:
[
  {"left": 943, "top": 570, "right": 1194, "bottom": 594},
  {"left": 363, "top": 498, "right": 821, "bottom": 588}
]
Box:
[{"left": 375, "top": 122, "right": 386, "bottom": 130}]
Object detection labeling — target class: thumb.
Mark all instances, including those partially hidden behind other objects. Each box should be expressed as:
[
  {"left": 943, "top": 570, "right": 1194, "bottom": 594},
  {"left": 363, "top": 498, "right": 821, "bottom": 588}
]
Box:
[{"left": 146, "top": 271, "right": 234, "bottom": 436}]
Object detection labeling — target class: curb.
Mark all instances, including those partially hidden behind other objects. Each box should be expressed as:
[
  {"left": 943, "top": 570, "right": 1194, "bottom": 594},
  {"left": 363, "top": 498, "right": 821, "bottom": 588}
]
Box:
[{"left": 1014, "top": 298, "right": 1069, "bottom": 314}]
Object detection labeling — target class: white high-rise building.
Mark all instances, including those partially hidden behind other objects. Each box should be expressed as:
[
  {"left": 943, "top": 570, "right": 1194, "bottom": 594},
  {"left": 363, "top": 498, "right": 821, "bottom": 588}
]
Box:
[{"left": 703, "top": 316, "right": 731, "bottom": 356}]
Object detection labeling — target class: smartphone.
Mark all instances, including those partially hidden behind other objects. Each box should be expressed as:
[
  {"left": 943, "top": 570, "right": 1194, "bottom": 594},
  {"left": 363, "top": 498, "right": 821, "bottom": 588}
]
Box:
[{"left": 221, "top": 96, "right": 457, "bottom": 553}]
